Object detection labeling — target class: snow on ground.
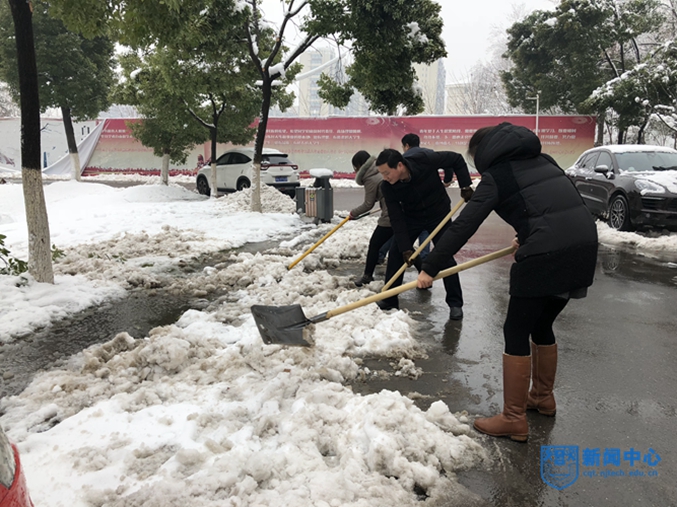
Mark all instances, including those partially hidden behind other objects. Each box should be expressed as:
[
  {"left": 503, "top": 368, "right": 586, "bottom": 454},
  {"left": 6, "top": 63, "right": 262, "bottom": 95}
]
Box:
[
  {"left": 0, "top": 180, "right": 302, "bottom": 340},
  {"left": 34, "top": 172, "right": 361, "bottom": 187},
  {"left": 1, "top": 178, "right": 487, "bottom": 506},
  {"left": 596, "top": 222, "right": 677, "bottom": 261},
  {"left": 1, "top": 176, "right": 676, "bottom": 506}
]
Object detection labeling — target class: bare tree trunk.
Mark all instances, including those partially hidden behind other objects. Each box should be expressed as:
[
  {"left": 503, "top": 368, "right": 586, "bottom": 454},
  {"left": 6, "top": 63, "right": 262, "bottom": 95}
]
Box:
[
  {"left": 209, "top": 126, "right": 218, "bottom": 199},
  {"left": 69, "top": 152, "right": 81, "bottom": 181},
  {"left": 596, "top": 115, "right": 605, "bottom": 146},
  {"left": 161, "top": 152, "right": 170, "bottom": 186},
  {"left": 61, "top": 105, "right": 81, "bottom": 181},
  {"left": 637, "top": 126, "right": 644, "bottom": 145},
  {"left": 22, "top": 167, "right": 53, "bottom": 281},
  {"left": 10, "top": 0, "right": 54, "bottom": 284},
  {"left": 251, "top": 82, "right": 273, "bottom": 213}
]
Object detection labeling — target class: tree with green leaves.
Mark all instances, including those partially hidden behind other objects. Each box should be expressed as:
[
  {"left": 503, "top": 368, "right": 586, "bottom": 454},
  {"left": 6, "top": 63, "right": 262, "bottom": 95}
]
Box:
[
  {"left": 222, "top": 0, "right": 445, "bottom": 211},
  {"left": 49, "top": 0, "right": 447, "bottom": 210},
  {"left": 100, "top": 0, "right": 295, "bottom": 199},
  {"left": 4, "top": 0, "right": 53, "bottom": 283},
  {"left": 0, "top": 82, "right": 19, "bottom": 117},
  {"left": 0, "top": 0, "right": 115, "bottom": 180},
  {"left": 501, "top": 0, "right": 664, "bottom": 144},
  {"left": 156, "top": 13, "right": 294, "bottom": 200},
  {"left": 313, "top": 0, "right": 446, "bottom": 116},
  {"left": 584, "top": 40, "right": 677, "bottom": 144},
  {"left": 116, "top": 51, "right": 209, "bottom": 187}
]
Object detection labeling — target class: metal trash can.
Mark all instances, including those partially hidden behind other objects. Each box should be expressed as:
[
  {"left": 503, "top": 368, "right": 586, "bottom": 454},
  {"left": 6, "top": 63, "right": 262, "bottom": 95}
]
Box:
[
  {"left": 294, "top": 187, "right": 306, "bottom": 215},
  {"left": 296, "top": 168, "right": 334, "bottom": 223}
]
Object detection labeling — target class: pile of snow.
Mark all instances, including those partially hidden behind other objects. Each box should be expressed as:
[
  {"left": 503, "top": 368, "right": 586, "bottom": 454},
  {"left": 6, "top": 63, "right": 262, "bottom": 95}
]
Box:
[
  {"left": 2, "top": 321, "right": 484, "bottom": 505},
  {"left": 0, "top": 273, "right": 125, "bottom": 339},
  {"left": 1, "top": 179, "right": 487, "bottom": 506},
  {"left": 3, "top": 178, "right": 677, "bottom": 506},
  {"left": 301, "top": 177, "right": 359, "bottom": 188},
  {"left": 0, "top": 181, "right": 300, "bottom": 342},
  {"left": 596, "top": 222, "right": 677, "bottom": 261}
]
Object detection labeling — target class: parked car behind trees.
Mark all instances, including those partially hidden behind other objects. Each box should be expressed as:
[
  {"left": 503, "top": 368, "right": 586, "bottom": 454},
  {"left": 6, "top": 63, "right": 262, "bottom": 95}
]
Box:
[
  {"left": 196, "top": 147, "right": 300, "bottom": 197},
  {"left": 566, "top": 145, "right": 677, "bottom": 231}
]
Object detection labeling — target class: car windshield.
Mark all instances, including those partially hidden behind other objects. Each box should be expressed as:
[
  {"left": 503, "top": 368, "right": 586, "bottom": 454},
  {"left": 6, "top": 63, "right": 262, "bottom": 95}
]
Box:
[{"left": 615, "top": 151, "right": 677, "bottom": 172}]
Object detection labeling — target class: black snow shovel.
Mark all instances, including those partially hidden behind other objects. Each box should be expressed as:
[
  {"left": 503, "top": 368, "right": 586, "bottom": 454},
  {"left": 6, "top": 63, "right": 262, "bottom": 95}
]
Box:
[{"left": 252, "top": 245, "right": 515, "bottom": 346}]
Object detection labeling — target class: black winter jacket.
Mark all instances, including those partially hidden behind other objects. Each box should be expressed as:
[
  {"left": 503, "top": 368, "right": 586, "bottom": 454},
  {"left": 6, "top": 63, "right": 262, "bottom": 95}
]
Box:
[
  {"left": 381, "top": 147, "right": 472, "bottom": 253},
  {"left": 422, "top": 123, "right": 598, "bottom": 297}
]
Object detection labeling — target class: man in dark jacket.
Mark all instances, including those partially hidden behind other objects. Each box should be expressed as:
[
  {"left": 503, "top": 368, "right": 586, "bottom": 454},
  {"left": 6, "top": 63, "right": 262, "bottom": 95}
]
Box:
[
  {"left": 417, "top": 122, "right": 598, "bottom": 442},
  {"left": 375, "top": 147, "right": 474, "bottom": 318}
]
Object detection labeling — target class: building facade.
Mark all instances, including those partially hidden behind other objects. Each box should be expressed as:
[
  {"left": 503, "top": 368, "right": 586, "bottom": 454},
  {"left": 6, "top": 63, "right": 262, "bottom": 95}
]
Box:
[{"left": 413, "top": 59, "right": 446, "bottom": 115}]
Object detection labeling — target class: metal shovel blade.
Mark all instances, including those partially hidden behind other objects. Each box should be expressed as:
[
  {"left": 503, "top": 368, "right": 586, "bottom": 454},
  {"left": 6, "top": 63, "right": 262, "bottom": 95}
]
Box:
[
  {"left": 253, "top": 246, "right": 515, "bottom": 347},
  {"left": 251, "top": 304, "right": 314, "bottom": 347}
]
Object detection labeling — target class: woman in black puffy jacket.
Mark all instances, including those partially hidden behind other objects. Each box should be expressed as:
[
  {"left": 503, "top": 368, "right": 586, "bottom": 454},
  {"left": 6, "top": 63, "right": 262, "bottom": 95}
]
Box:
[{"left": 418, "top": 122, "right": 598, "bottom": 442}]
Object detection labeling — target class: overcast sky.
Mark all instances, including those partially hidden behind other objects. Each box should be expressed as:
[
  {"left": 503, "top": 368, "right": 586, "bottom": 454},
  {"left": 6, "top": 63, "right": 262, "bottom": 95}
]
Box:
[
  {"left": 441, "top": 0, "right": 556, "bottom": 79},
  {"left": 261, "top": 0, "right": 557, "bottom": 84}
]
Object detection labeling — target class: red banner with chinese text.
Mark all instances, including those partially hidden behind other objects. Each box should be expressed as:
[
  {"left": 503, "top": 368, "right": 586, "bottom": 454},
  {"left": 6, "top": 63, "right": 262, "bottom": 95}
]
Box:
[{"left": 84, "top": 115, "right": 595, "bottom": 176}]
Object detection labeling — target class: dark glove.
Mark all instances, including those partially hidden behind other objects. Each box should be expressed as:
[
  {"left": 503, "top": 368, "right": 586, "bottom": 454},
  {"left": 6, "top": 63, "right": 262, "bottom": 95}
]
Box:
[
  {"left": 460, "top": 186, "right": 474, "bottom": 202},
  {"left": 402, "top": 250, "right": 423, "bottom": 271}
]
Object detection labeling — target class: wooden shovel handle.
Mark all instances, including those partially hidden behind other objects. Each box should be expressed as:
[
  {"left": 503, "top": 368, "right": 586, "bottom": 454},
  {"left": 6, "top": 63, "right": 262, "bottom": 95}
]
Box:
[
  {"left": 288, "top": 209, "right": 380, "bottom": 270},
  {"left": 288, "top": 215, "right": 351, "bottom": 270},
  {"left": 327, "top": 245, "right": 515, "bottom": 320},
  {"left": 381, "top": 198, "right": 465, "bottom": 292}
]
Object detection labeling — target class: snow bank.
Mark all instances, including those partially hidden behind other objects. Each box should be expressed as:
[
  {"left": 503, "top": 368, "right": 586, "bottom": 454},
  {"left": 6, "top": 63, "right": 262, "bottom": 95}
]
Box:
[{"left": 1, "top": 179, "right": 488, "bottom": 506}]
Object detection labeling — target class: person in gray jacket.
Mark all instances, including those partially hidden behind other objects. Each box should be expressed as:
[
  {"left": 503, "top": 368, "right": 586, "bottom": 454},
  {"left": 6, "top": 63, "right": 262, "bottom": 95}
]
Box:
[
  {"left": 349, "top": 150, "right": 392, "bottom": 287},
  {"left": 417, "top": 122, "right": 598, "bottom": 442}
]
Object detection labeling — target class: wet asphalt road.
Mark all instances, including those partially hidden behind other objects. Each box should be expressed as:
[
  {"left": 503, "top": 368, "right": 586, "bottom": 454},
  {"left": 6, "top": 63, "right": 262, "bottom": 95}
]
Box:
[
  {"left": 334, "top": 188, "right": 677, "bottom": 506},
  {"left": 2, "top": 182, "right": 676, "bottom": 505}
]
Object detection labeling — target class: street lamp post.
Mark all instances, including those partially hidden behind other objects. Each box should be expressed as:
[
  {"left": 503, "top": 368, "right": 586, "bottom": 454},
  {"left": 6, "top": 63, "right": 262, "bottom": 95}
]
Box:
[{"left": 527, "top": 90, "right": 541, "bottom": 136}]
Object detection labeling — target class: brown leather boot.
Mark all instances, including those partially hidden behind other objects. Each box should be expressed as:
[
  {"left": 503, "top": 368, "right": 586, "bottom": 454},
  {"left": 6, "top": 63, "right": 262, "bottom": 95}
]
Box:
[
  {"left": 527, "top": 342, "right": 557, "bottom": 416},
  {"left": 473, "top": 354, "right": 531, "bottom": 442}
]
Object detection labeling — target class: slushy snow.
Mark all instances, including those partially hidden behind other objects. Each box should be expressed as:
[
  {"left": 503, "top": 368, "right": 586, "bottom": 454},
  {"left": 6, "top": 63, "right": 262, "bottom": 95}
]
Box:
[
  {"left": 1, "top": 178, "right": 490, "bottom": 506},
  {"left": 1, "top": 176, "right": 675, "bottom": 506}
]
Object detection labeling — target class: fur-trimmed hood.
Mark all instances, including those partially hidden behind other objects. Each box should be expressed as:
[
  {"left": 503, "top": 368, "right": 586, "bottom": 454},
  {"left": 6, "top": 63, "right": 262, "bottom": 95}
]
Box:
[{"left": 355, "top": 155, "right": 377, "bottom": 186}]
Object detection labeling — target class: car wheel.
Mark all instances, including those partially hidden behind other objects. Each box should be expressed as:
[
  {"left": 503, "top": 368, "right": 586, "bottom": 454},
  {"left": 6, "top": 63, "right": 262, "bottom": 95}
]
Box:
[
  {"left": 608, "top": 194, "right": 633, "bottom": 231},
  {"left": 236, "top": 178, "right": 251, "bottom": 191},
  {"left": 196, "top": 176, "right": 210, "bottom": 196}
]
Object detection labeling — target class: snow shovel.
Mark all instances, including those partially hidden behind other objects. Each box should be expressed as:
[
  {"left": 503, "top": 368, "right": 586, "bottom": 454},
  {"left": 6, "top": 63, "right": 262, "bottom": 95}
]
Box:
[
  {"left": 253, "top": 245, "right": 515, "bottom": 346},
  {"left": 287, "top": 209, "right": 380, "bottom": 270},
  {"left": 381, "top": 198, "right": 465, "bottom": 292}
]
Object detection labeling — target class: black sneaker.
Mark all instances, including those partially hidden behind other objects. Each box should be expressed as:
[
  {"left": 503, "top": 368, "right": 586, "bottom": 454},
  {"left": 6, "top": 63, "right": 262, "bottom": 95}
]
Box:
[
  {"left": 376, "top": 300, "right": 399, "bottom": 311},
  {"left": 354, "top": 274, "right": 374, "bottom": 287},
  {"left": 449, "top": 307, "right": 464, "bottom": 320}
]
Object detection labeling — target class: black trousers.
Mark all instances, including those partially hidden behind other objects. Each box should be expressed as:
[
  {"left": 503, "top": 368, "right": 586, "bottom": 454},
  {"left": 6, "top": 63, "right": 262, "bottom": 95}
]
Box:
[
  {"left": 503, "top": 295, "right": 569, "bottom": 356},
  {"left": 364, "top": 225, "right": 394, "bottom": 277},
  {"left": 382, "top": 219, "right": 463, "bottom": 309}
]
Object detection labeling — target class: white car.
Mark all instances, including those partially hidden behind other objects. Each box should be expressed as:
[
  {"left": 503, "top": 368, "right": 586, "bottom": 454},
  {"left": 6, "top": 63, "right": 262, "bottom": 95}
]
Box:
[{"left": 196, "top": 148, "right": 300, "bottom": 197}]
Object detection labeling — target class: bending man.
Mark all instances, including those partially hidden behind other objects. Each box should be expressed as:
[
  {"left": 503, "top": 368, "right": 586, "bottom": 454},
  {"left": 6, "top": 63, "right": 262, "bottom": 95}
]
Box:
[{"left": 376, "top": 147, "right": 473, "bottom": 319}]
